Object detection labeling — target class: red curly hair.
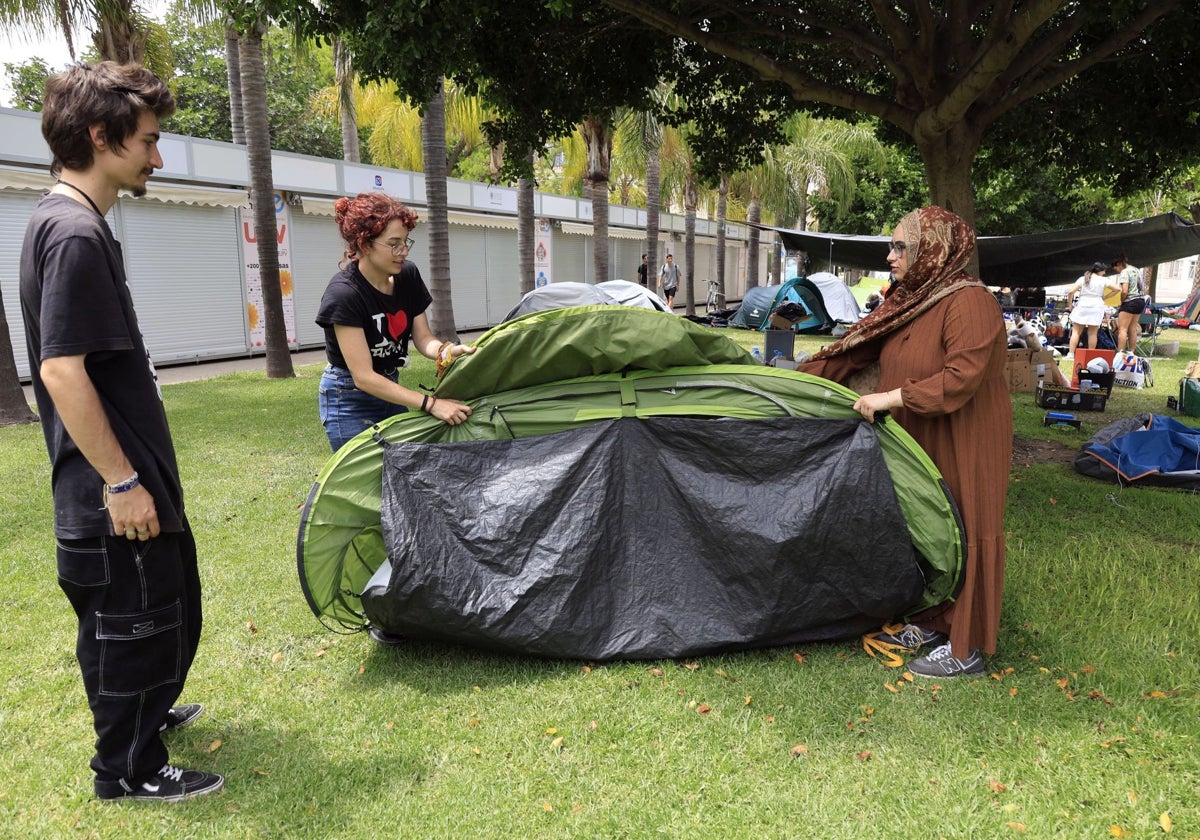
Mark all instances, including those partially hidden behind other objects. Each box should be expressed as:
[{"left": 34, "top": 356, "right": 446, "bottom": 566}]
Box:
[{"left": 334, "top": 192, "right": 419, "bottom": 263}]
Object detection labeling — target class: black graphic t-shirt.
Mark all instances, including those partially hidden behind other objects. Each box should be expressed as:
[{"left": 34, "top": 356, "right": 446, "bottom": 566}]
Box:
[{"left": 315, "top": 260, "right": 433, "bottom": 373}]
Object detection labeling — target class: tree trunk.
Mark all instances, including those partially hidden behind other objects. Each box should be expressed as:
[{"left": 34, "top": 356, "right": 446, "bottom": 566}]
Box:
[
  {"left": 745, "top": 199, "right": 761, "bottom": 289},
  {"left": 916, "top": 124, "right": 982, "bottom": 274},
  {"left": 684, "top": 176, "right": 697, "bottom": 316},
  {"left": 517, "top": 148, "right": 535, "bottom": 294},
  {"left": 422, "top": 78, "right": 459, "bottom": 340},
  {"left": 225, "top": 28, "right": 244, "bottom": 145},
  {"left": 333, "top": 37, "right": 360, "bottom": 163},
  {"left": 644, "top": 145, "right": 661, "bottom": 296},
  {"left": 239, "top": 24, "right": 293, "bottom": 379},
  {"left": 0, "top": 290, "right": 37, "bottom": 426},
  {"left": 716, "top": 172, "right": 728, "bottom": 301},
  {"left": 91, "top": 0, "right": 145, "bottom": 63},
  {"left": 580, "top": 116, "right": 612, "bottom": 284}
]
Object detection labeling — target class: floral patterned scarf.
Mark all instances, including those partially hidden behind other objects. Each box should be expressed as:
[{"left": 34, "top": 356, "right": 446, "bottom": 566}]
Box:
[{"left": 807, "top": 206, "right": 985, "bottom": 363}]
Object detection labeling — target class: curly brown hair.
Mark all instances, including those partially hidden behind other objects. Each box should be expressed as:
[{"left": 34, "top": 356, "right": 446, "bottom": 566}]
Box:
[
  {"left": 334, "top": 192, "right": 419, "bottom": 263},
  {"left": 41, "top": 61, "right": 176, "bottom": 177}
]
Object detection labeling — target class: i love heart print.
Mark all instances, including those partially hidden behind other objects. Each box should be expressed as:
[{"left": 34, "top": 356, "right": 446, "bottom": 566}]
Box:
[{"left": 385, "top": 310, "right": 409, "bottom": 340}]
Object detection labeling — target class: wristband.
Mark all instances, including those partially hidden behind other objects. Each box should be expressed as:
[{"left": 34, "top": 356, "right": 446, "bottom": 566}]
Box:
[
  {"left": 102, "top": 472, "right": 139, "bottom": 510},
  {"left": 421, "top": 394, "right": 429, "bottom": 412}
]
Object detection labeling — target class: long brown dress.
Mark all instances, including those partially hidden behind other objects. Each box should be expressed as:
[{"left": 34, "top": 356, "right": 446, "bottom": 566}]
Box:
[{"left": 801, "top": 285, "right": 1012, "bottom": 657}]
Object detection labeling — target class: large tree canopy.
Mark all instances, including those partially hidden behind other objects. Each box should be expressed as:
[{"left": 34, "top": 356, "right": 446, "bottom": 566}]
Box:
[{"left": 602, "top": 0, "right": 1200, "bottom": 232}]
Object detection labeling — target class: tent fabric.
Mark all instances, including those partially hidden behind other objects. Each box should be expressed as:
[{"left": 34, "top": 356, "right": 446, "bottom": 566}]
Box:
[
  {"left": 762, "top": 213, "right": 1200, "bottom": 288},
  {"left": 1074, "top": 413, "right": 1200, "bottom": 489},
  {"left": 439, "top": 305, "right": 756, "bottom": 401},
  {"left": 503, "top": 282, "right": 620, "bottom": 321},
  {"left": 728, "top": 285, "right": 780, "bottom": 329},
  {"left": 595, "top": 279, "right": 671, "bottom": 312},
  {"left": 365, "top": 416, "right": 924, "bottom": 660},
  {"left": 804, "top": 272, "right": 862, "bottom": 323},
  {"left": 296, "top": 307, "right": 965, "bottom": 656}
]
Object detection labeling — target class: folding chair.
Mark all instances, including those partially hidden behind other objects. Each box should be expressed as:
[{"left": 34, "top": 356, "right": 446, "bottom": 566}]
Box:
[{"left": 1135, "top": 312, "right": 1159, "bottom": 356}]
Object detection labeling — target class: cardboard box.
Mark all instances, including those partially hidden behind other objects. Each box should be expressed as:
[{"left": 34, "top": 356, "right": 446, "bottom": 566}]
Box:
[
  {"left": 1005, "top": 348, "right": 1059, "bottom": 393},
  {"left": 1035, "top": 382, "right": 1109, "bottom": 411},
  {"left": 1075, "top": 369, "right": 1116, "bottom": 392},
  {"left": 1070, "top": 348, "right": 1117, "bottom": 388}
]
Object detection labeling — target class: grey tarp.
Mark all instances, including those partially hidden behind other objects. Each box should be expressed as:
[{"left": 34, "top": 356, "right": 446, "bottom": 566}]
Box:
[
  {"left": 362, "top": 415, "right": 925, "bottom": 660},
  {"left": 761, "top": 213, "right": 1200, "bottom": 288}
]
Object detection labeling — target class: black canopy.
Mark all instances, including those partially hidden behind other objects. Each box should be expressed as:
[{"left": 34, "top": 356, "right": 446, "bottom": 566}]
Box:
[{"left": 764, "top": 213, "right": 1200, "bottom": 288}]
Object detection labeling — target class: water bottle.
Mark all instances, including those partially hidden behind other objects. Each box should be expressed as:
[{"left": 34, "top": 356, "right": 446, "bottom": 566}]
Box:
[{"left": 751, "top": 346, "right": 763, "bottom": 363}]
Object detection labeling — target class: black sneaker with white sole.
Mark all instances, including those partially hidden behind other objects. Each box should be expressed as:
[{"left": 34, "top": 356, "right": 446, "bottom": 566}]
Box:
[
  {"left": 907, "top": 643, "right": 986, "bottom": 678},
  {"left": 368, "top": 626, "right": 406, "bottom": 646},
  {"left": 160, "top": 703, "right": 204, "bottom": 733},
  {"left": 95, "top": 764, "right": 224, "bottom": 802}
]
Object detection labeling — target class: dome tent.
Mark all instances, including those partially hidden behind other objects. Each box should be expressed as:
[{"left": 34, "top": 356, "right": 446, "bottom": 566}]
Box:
[{"left": 297, "top": 306, "right": 964, "bottom": 659}]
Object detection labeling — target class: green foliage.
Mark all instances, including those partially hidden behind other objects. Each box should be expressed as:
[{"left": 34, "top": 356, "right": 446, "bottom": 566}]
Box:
[
  {"left": 809, "top": 142, "right": 927, "bottom": 235},
  {"left": 2, "top": 343, "right": 1198, "bottom": 836},
  {"left": 1, "top": 57, "right": 54, "bottom": 111},
  {"left": 159, "top": 13, "right": 342, "bottom": 158}
]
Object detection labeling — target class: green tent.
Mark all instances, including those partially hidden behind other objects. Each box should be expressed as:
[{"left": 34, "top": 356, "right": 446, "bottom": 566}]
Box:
[{"left": 297, "top": 306, "right": 963, "bottom": 657}]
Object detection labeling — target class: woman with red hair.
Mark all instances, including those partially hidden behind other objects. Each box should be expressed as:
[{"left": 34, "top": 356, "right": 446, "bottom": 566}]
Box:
[{"left": 316, "top": 192, "right": 474, "bottom": 451}]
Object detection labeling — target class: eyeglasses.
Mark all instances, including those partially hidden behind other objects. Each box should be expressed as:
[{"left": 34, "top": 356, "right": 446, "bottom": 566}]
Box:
[
  {"left": 889, "top": 241, "right": 907, "bottom": 254},
  {"left": 372, "top": 236, "right": 414, "bottom": 255}
]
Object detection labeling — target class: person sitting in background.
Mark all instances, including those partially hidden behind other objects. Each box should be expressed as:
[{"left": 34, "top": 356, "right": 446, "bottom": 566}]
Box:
[
  {"left": 800, "top": 206, "right": 1012, "bottom": 679},
  {"left": 1062, "top": 262, "right": 1120, "bottom": 360}
]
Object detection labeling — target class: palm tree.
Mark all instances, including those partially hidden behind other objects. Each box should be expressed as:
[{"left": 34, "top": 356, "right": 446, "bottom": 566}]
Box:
[
  {"left": 516, "top": 147, "right": 536, "bottom": 294},
  {"left": 421, "top": 77, "right": 459, "bottom": 339},
  {"left": 715, "top": 172, "right": 729, "bottom": 302},
  {"left": 579, "top": 114, "right": 614, "bottom": 284},
  {"left": 332, "top": 36, "right": 359, "bottom": 162},
  {"left": 614, "top": 104, "right": 664, "bottom": 293},
  {"left": 0, "top": 294, "right": 36, "bottom": 425},
  {"left": 235, "top": 15, "right": 293, "bottom": 378}
]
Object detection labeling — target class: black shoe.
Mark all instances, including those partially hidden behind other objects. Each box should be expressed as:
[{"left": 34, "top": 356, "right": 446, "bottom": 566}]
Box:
[
  {"left": 159, "top": 703, "right": 204, "bottom": 733},
  {"left": 367, "top": 626, "right": 405, "bottom": 646},
  {"left": 96, "top": 764, "right": 224, "bottom": 802},
  {"left": 875, "top": 623, "right": 948, "bottom": 652}
]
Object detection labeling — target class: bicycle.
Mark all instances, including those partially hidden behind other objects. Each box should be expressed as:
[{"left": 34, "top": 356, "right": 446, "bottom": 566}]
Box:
[{"left": 705, "top": 279, "right": 726, "bottom": 314}]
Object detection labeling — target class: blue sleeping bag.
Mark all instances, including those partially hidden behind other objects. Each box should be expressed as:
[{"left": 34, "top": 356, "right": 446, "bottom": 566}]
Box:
[{"left": 1074, "top": 413, "right": 1200, "bottom": 489}]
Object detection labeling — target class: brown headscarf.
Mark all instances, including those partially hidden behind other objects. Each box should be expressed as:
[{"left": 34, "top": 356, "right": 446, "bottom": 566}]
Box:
[{"left": 807, "top": 206, "right": 985, "bottom": 363}]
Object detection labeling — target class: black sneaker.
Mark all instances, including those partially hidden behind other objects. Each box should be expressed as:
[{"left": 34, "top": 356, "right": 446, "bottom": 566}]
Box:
[
  {"left": 875, "top": 623, "right": 948, "bottom": 652},
  {"left": 367, "top": 626, "right": 405, "bottom": 646},
  {"left": 96, "top": 764, "right": 224, "bottom": 802},
  {"left": 907, "top": 643, "right": 986, "bottom": 678},
  {"left": 159, "top": 703, "right": 204, "bottom": 733}
]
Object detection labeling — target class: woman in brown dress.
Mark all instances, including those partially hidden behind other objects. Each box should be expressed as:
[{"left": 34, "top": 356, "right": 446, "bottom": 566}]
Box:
[{"left": 799, "top": 206, "right": 1012, "bottom": 678}]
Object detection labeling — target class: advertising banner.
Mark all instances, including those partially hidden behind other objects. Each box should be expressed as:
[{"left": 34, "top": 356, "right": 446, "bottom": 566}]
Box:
[
  {"left": 239, "top": 191, "right": 297, "bottom": 347},
  {"left": 535, "top": 218, "right": 553, "bottom": 287}
]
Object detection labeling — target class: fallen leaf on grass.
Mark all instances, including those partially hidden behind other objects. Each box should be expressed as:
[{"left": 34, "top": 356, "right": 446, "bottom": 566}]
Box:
[
  {"left": 209, "top": 739, "right": 223, "bottom": 752},
  {"left": 1081, "top": 664, "right": 1096, "bottom": 675},
  {"left": 743, "top": 695, "right": 752, "bottom": 706},
  {"left": 683, "top": 662, "right": 700, "bottom": 671},
  {"left": 1141, "top": 690, "right": 1180, "bottom": 699},
  {"left": 790, "top": 744, "right": 809, "bottom": 758},
  {"left": 542, "top": 802, "right": 553, "bottom": 812},
  {"left": 1009, "top": 687, "right": 1019, "bottom": 696},
  {"left": 696, "top": 704, "right": 711, "bottom": 715},
  {"left": 1110, "top": 825, "right": 1130, "bottom": 837},
  {"left": 650, "top": 668, "right": 664, "bottom": 677},
  {"left": 856, "top": 751, "right": 872, "bottom": 761},
  {"left": 714, "top": 668, "right": 739, "bottom": 682},
  {"left": 1088, "top": 689, "right": 1113, "bottom": 706},
  {"left": 271, "top": 651, "right": 283, "bottom": 663},
  {"left": 246, "top": 620, "right": 257, "bottom": 635},
  {"left": 550, "top": 736, "right": 564, "bottom": 752},
  {"left": 884, "top": 683, "right": 899, "bottom": 693},
  {"left": 793, "top": 653, "right": 808, "bottom": 665},
  {"left": 1006, "top": 822, "right": 1026, "bottom": 832},
  {"left": 988, "top": 779, "right": 1007, "bottom": 794},
  {"left": 1159, "top": 812, "right": 1172, "bottom": 832},
  {"left": 1127, "top": 790, "right": 1138, "bottom": 805}
]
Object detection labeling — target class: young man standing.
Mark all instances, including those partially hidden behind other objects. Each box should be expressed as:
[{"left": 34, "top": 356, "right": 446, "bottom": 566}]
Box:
[
  {"left": 19, "top": 62, "right": 223, "bottom": 803},
  {"left": 659, "top": 253, "right": 681, "bottom": 310}
]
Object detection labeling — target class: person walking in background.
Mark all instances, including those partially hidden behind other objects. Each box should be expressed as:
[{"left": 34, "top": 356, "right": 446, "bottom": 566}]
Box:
[
  {"left": 316, "top": 192, "right": 475, "bottom": 451},
  {"left": 1062, "top": 261, "right": 1120, "bottom": 360},
  {"left": 1112, "top": 253, "right": 1148, "bottom": 354},
  {"left": 659, "top": 253, "right": 681, "bottom": 310},
  {"left": 637, "top": 253, "right": 649, "bottom": 287},
  {"left": 800, "top": 206, "right": 1012, "bottom": 678},
  {"left": 18, "top": 61, "right": 222, "bottom": 802}
]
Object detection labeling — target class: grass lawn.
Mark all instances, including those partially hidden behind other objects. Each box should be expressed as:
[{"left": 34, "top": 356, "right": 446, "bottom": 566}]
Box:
[{"left": 1, "top": 326, "right": 1197, "bottom": 839}]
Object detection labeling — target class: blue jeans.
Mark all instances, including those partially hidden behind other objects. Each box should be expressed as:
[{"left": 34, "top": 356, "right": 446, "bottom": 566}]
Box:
[{"left": 318, "top": 365, "right": 406, "bottom": 451}]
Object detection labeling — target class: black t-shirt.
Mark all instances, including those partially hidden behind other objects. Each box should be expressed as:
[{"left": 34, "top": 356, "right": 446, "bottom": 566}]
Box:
[
  {"left": 19, "top": 194, "right": 184, "bottom": 538},
  {"left": 637, "top": 263, "right": 648, "bottom": 285},
  {"left": 315, "top": 260, "right": 433, "bottom": 372}
]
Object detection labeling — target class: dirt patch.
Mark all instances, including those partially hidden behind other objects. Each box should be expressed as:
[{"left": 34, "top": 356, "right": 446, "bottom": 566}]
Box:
[{"left": 1012, "top": 435, "right": 1078, "bottom": 468}]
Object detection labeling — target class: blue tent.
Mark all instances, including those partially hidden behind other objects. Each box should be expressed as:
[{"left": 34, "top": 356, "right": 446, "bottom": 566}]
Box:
[
  {"left": 728, "top": 277, "right": 835, "bottom": 333},
  {"left": 1074, "top": 413, "right": 1200, "bottom": 489}
]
